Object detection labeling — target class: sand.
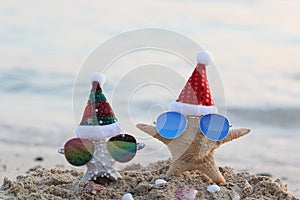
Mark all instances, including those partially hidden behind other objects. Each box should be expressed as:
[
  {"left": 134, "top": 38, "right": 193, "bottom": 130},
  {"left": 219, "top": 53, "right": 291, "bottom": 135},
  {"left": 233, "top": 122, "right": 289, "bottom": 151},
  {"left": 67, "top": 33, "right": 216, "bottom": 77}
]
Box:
[{"left": 0, "top": 160, "right": 298, "bottom": 200}]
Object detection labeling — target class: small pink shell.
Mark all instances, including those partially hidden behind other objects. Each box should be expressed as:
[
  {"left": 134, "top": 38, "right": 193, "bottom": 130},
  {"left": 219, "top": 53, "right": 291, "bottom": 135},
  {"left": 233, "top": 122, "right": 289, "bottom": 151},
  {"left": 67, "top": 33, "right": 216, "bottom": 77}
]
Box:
[
  {"left": 85, "top": 183, "right": 105, "bottom": 195},
  {"left": 176, "top": 187, "right": 198, "bottom": 200}
]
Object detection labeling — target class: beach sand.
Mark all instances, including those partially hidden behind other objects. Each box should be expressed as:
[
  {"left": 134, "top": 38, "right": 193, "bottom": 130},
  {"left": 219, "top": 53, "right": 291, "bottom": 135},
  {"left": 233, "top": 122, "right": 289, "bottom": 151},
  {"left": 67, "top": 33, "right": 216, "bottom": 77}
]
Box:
[
  {"left": 0, "top": 140, "right": 300, "bottom": 199},
  {"left": 1, "top": 156, "right": 299, "bottom": 200}
]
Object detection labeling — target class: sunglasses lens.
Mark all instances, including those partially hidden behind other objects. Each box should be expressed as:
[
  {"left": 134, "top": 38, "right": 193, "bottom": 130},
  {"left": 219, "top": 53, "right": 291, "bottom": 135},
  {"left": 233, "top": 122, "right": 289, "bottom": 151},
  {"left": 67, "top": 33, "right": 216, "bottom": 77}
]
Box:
[
  {"left": 156, "top": 112, "right": 187, "bottom": 139},
  {"left": 64, "top": 138, "right": 94, "bottom": 166},
  {"left": 199, "top": 114, "right": 230, "bottom": 141},
  {"left": 107, "top": 134, "right": 137, "bottom": 163}
]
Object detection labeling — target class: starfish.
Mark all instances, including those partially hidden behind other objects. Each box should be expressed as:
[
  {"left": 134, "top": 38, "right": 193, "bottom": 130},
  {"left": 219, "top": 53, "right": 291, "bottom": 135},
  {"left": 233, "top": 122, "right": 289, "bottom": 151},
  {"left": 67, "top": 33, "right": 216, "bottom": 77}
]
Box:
[
  {"left": 136, "top": 117, "right": 250, "bottom": 184},
  {"left": 80, "top": 141, "right": 122, "bottom": 184},
  {"left": 79, "top": 141, "right": 145, "bottom": 185}
]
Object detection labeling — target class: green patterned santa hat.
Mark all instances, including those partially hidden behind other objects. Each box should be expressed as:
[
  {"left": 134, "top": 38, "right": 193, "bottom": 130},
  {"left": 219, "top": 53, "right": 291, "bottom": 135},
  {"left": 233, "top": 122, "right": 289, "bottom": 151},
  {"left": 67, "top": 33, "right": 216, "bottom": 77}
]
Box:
[{"left": 76, "top": 73, "right": 122, "bottom": 141}]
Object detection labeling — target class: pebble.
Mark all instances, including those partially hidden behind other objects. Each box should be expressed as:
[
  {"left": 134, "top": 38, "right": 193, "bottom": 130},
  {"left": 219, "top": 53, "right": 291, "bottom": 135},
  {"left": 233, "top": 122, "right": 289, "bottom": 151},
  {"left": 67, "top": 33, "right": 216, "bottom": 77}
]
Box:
[
  {"left": 256, "top": 173, "right": 272, "bottom": 177},
  {"left": 229, "top": 190, "right": 240, "bottom": 200},
  {"left": 207, "top": 184, "right": 220, "bottom": 193},
  {"left": 122, "top": 193, "right": 134, "bottom": 200},
  {"left": 155, "top": 179, "right": 167, "bottom": 185},
  {"left": 34, "top": 156, "right": 44, "bottom": 162},
  {"left": 26, "top": 165, "right": 42, "bottom": 173}
]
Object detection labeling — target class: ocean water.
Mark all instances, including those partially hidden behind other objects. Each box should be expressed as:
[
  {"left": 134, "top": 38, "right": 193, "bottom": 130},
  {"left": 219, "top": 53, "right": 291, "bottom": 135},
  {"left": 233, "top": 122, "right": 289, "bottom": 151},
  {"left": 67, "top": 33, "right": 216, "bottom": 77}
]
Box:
[
  {"left": 1, "top": 0, "right": 300, "bottom": 195},
  {"left": 1, "top": 65, "right": 299, "bottom": 161}
]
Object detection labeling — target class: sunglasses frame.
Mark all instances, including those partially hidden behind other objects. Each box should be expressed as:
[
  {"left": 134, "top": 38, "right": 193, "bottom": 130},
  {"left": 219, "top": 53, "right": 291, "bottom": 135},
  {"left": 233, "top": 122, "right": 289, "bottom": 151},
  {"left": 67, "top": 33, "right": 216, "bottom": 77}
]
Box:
[
  {"left": 156, "top": 112, "right": 231, "bottom": 141},
  {"left": 59, "top": 133, "right": 138, "bottom": 166}
]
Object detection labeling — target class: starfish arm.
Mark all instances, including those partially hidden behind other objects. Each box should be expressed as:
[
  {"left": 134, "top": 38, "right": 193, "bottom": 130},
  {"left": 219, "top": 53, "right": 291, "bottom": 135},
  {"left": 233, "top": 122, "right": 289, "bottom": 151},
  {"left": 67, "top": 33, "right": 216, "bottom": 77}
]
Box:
[
  {"left": 80, "top": 143, "right": 122, "bottom": 184},
  {"left": 219, "top": 128, "right": 251, "bottom": 145},
  {"left": 167, "top": 151, "right": 226, "bottom": 184},
  {"left": 136, "top": 123, "right": 171, "bottom": 145},
  {"left": 195, "top": 153, "right": 226, "bottom": 184},
  {"left": 167, "top": 156, "right": 193, "bottom": 176}
]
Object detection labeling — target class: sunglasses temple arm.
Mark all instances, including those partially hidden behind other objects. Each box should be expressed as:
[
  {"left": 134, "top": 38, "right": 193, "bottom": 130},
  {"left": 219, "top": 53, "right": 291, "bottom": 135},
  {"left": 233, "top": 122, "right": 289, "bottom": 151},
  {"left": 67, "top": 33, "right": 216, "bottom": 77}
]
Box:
[
  {"left": 57, "top": 147, "right": 65, "bottom": 154},
  {"left": 137, "top": 142, "right": 145, "bottom": 150}
]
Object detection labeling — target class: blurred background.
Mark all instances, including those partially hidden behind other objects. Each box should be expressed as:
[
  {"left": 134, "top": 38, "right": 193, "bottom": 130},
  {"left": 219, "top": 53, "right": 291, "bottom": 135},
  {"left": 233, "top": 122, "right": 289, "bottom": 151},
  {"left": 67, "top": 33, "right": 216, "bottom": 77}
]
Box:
[{"left": 0, "top": 0, "right": 299, "bottom": 196}]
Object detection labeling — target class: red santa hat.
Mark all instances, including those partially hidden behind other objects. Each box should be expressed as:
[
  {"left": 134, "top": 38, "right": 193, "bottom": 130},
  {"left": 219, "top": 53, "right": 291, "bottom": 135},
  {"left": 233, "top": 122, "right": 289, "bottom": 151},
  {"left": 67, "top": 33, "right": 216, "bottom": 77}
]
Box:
[
  {"left": 76, "top": 73, "right": 122, "bottom": 141},
  {"left": 169, "top": 51, "right": 218, "bottom": 116}
]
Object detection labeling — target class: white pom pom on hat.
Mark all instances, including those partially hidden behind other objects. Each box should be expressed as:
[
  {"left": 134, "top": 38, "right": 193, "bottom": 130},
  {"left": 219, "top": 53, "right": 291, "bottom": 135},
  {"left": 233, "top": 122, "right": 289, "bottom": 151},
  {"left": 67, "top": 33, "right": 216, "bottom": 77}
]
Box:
[
  {"left": 196, "top": 50, "right": 213, "bottom": 65},
  {"left": 90, "top": 72, "right": 105, "bottom": 85}
]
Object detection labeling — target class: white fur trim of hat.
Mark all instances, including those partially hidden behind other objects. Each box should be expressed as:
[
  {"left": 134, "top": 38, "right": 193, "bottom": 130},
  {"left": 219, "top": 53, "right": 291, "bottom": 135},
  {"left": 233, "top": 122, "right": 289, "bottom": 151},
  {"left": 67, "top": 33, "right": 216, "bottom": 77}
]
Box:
[
  {"left": 76, "top": 122, "right": 122, "bottom": 141},
  {"left": 169, "top": 101, "right": 218, "bottom": 116}
]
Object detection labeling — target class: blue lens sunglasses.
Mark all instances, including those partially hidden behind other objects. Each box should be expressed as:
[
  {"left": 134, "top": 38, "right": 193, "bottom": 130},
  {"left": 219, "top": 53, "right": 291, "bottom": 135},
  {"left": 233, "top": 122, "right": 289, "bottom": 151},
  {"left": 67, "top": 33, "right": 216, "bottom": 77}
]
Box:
[{"left": 156, "top": 112, "right": 231, "bottom": 141}]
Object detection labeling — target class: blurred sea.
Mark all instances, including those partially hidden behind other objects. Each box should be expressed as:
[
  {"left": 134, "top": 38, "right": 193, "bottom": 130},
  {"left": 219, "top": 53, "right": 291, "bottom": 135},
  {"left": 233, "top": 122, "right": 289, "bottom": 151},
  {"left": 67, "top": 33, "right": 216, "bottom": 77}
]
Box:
[{"left": 0, "top": 65, "right": 299, "bottom": 159}]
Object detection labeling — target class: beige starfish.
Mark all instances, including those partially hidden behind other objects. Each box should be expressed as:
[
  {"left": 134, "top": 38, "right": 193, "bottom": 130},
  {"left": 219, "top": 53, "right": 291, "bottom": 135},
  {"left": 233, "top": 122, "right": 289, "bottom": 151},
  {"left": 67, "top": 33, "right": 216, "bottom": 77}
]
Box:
[{"left": 137, "top": 116, "right": 250, "bottom": 184}]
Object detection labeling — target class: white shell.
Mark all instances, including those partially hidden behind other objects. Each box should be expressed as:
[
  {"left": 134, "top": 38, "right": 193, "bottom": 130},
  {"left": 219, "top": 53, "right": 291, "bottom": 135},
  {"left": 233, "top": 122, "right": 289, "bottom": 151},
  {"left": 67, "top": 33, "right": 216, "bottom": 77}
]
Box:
[
  {"left": 122, "top": 193, "right": 134, "bottom": 200},
  {"left": 229, "top": 190, "right": 240, "bottom": 200},
  {"left": 207, "top": 184, "right": 220, "bottom": 193},
  {"left": 155, "top": 179, "right": 167, "bottom": 185},
  {"left": 243, "top": 180, "right": 253, "bottom": 195}
]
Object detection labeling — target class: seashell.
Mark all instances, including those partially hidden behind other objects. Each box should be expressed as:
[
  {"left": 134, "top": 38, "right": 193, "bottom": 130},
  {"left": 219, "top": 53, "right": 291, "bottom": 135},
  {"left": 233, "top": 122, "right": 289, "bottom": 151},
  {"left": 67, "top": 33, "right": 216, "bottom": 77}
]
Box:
[
  {"left": 155, "top": 178, "right": 167, "bottom": 185},
  {"left": 176, "top": 187, "right": 198, "bottom": 200},
  {"left": 85, "top": 183, "right": 104, "bottom": 195},
  {"left": 243, "top": 180, "right": 253, "bottom": 195},
  {"left": 229, "top": 190, "right": 240, "bottom": 200},
  {"left": 122, "top": 193, "right": 134, "bottom": 200},
  {"left": 207, "top": 184, "right": 220, "bottom": 193}
]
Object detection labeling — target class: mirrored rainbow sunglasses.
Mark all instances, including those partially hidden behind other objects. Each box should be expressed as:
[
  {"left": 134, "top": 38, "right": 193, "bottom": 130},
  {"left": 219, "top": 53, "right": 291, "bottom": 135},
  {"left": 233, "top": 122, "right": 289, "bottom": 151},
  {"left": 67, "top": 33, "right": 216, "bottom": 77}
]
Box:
[
  {"left": 156, "top": 112, "right": 231, "bottom": 141},
  {"left": 58, "top": 134, "right": 143, "bottom": 166}
]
